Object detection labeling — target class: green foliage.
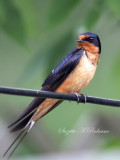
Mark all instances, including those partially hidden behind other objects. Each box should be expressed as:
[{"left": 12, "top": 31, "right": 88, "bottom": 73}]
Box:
[
  {"left": 85, "top": 0, "right": 105, "bottom": 29},
  {"left": 46, "top": 0, "right": 80, "bottom": 29},
  {"left": 102, "top": 137, "right": 120, "bottom": 150},
  {"left": 0, "top": 0, "right": 26, "bottom": 45},
  {"left": 12, "top": 0, "right": 38, "bottom": 37},
  {"left": 107, "top": 0, "right": 120, "bottom": 17}
]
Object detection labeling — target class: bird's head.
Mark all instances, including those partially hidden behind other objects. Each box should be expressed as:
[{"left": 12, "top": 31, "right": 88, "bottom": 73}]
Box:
[{"left": 77, "top": 32, "right": 101, "bottom": 54}]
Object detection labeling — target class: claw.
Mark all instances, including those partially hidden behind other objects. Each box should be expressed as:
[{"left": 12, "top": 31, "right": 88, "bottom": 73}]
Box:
[
  {"left": 70, "top": 92, "right": 80, "bottom": 103},
  {"left": 70, "top": 92, "right": 87, "bottom": 103},
  {"left": 80, "top": 94, "right": 87, "bottom": 103}
]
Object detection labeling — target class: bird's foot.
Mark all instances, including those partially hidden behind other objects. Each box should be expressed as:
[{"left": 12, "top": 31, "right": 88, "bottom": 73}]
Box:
[
  {"left": 80, "top": 93, "right": 87, "bottom": 103},
  {"left": 70, "top": 92, "right": 87, "bottom": 103},
  {"left": 70, "top": 92, "right": 80, "bottom": 103}
]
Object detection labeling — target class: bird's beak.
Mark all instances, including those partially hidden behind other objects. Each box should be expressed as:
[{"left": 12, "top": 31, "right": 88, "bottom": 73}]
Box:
[{"left": 76, "top": 39, "right": 84, "bottom": 43}]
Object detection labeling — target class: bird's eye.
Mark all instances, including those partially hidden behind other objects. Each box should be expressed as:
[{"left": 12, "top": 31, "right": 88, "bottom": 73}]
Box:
[
  {"left": 89, "top": 37, "right": 94, "bottom": 40},
  {"left": 84, "top": 37, "right": 94, "bottom": 42}
]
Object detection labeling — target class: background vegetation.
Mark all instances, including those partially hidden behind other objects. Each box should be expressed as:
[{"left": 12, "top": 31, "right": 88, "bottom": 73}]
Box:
[{"left": 0, "top": 0, "right": 120, "bottom": 159}]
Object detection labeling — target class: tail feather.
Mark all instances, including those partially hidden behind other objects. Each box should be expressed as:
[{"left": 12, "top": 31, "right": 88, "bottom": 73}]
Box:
[
  {"left": 10, "top": 112, "right": 34, "bottom": 132},
  {"left": 10, "top": 100, "right": 63, "bottom": 132},
  {"left": 4, "top": 98, "right": 64, "bottom": 158},
  {"left": 3, "top": 129, "right": 25, "bottom": 158},
  {"left": 41, "top": 100, "right": 63, "bottom": 118},
  {"left": 3, "top": 120, "right": 35, "bottom": 159},
  {"left": 8, "top": 97, "right": 45, "bottom": 128}
]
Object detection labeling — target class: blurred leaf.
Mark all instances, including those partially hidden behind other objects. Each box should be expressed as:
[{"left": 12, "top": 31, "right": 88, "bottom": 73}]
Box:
[
  {"left": 17, "top": 49, "right": 47, "bottom": 85},
  {"left": 18, "top": 31, "right": 74, "bottom": 84},
  {"left": 107, "top": 0, "right": 120, "bottom": 17},
  {"left": 112, "top": 49, "right": 120, "bottom": 85},
  {"left": 85, "top": 0, "right": 105, "bottom": 29},
  {"left": 0, "top": 0, "right": 6, "bottom": 24},
  {"left": 0, "top": 0, "right": 26, "bottom": 46},
  {"left": 12, "top": 0, "right": 38, "bottom": 37},
  {"left": 44, "top": 32, "right": 74, "bottom": 76},
  {"left": 102, "top": 137, "right": 120, "bottom": 150},
  {"left": 46, "top": 0, "right": 80, "bottom": 30}
]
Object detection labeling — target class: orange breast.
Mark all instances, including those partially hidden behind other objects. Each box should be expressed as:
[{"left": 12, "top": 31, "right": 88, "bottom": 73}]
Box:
[{"left": 55, "top": 54, "right": 97, "bottom": 93}]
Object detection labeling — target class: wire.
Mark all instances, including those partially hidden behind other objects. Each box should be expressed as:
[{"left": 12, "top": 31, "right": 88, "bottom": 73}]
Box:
[{"left": 0, "top": 86, "right": 120, "bottom": 107}]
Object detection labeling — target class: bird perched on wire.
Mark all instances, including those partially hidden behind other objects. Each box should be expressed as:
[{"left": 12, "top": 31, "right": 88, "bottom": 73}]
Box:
[{"left": 4, "top": 32, "right": 101, "bottom": 158}]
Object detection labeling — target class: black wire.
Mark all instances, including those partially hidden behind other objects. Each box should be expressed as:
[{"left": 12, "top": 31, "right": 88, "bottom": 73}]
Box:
[{"left": 0, "top": 86, "right": 120, "bottom": 107}]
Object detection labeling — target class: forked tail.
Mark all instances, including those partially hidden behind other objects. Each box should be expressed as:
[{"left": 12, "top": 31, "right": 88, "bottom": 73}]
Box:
[
  {"left": 3, "top": 99, "right": 63, "bottom": 159},
  {"left": 3, "top": 119, "right": 35, "bottom": 159}
]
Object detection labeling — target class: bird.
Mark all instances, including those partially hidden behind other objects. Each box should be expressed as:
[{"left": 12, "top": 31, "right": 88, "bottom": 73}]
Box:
[{"left": 3, "top": 32, "right": 101, "bottom": 158}]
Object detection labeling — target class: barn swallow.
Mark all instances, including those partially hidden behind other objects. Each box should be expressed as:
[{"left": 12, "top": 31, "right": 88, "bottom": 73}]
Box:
[{"left": 3, "top": 32, "right": 101, "bottom": 158}]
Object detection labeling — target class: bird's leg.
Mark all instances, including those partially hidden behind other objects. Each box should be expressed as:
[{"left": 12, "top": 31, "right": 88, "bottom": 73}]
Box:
[
  {"left": 70, "top": 92, "right": 81, "bottom": 103},
  {"left": 80, "top": 93, "right": 87, "bottom": 103},
  {"left": 70, "top": 92, "right": 87, "bottom": 103}
]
